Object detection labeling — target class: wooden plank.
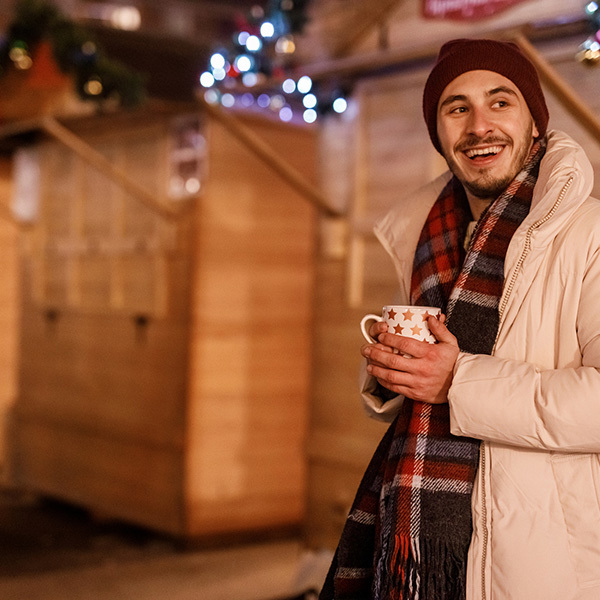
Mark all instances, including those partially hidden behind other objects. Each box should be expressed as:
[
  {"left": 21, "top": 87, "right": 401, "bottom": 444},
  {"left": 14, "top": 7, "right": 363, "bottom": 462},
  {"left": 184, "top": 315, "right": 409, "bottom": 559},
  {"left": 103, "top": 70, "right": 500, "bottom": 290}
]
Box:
[
  {"left": 41, "top": 117, "right": 183, "bottom": 221},
  {"left": 332, "top": 0, "right": 406, "bottom": 57},
  {"left": 305, "top": 461, "right": 368, "bottom": 549},
  {"left": 12, "top": 417, "right": 186, "bottom": 534},
  {"left": 0, "top": 157, "right": 19, "bottom": 482},
  {"left": 346, "top": 87, "right": 370, "bottom": 307},
  {"left": 197, "top": 97, "right": 340, "bottom": 217},
  {"left": 185, "top": 115, "right": 316, "bottom": 535}
]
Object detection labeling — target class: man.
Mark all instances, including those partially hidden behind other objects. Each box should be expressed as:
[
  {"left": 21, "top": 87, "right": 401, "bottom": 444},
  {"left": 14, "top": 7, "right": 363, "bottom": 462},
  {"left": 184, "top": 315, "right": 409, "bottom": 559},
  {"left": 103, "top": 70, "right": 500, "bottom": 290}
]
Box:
[{"left": 320, "top": 39, "right": 600, "bottom": 600}]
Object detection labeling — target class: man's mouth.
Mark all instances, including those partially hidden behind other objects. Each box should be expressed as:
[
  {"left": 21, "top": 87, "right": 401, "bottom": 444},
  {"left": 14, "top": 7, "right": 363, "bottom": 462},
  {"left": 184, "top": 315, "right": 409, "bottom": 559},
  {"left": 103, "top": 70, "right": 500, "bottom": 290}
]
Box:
[{"left": 464, "top": 145, "right": 504, "bottom": 160}]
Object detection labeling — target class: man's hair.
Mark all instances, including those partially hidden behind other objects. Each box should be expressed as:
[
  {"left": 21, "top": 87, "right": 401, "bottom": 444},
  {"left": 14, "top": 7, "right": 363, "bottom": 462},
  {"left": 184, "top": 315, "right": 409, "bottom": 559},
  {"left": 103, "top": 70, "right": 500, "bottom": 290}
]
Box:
[{"left": 422, "top": 38, "right": 549, "bottom": 153}]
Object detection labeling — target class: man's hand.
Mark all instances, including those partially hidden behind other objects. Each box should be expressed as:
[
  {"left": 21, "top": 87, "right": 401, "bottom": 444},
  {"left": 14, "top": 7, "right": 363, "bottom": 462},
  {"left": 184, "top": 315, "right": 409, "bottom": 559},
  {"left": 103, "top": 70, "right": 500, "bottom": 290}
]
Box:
[{"left": 361, "top": 316, "right": 459, "bottom": 404}]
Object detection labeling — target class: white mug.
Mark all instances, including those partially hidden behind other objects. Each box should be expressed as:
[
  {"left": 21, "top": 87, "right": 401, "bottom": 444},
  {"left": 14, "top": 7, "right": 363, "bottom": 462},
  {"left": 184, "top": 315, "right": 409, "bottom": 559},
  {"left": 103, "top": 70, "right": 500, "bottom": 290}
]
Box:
[{"left": 360, "top": 305, "right": 441, "bottom": 344}]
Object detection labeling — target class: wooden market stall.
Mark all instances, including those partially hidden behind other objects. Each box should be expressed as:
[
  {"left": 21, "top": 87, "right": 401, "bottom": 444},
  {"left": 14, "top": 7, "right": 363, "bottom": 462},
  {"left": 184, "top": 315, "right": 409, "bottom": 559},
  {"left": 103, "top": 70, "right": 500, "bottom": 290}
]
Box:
[{"left": 4, "top": 103, "right": 319, "bottom": 538}]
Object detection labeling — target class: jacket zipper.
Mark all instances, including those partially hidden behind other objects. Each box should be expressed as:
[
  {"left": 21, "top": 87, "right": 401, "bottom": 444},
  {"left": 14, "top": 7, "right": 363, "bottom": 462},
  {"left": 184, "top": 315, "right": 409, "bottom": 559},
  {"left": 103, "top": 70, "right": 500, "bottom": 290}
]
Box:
[
  {"left": 480, "top": 442, "right": 488, "bottom": 600},
  {"left": 479, "top": 175, "right": 574, "bottom": 600},
  {"left": 498, "top": 175, "right": 574, "bottom": 318}
]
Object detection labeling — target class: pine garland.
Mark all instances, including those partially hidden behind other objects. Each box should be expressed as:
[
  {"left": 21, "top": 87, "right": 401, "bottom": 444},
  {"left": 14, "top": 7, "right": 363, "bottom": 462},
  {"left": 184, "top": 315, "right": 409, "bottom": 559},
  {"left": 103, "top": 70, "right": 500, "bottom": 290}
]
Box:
[{"left": 0, "top": 0, "right": 145, "bottom": 108}]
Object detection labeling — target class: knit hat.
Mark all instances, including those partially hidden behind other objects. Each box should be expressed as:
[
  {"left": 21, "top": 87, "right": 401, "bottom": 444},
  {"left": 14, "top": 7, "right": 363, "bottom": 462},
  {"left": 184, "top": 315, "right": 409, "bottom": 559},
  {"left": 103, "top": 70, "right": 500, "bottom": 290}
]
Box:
[{"left": 423, "top": 38, "right": 549, "bottom": 153}]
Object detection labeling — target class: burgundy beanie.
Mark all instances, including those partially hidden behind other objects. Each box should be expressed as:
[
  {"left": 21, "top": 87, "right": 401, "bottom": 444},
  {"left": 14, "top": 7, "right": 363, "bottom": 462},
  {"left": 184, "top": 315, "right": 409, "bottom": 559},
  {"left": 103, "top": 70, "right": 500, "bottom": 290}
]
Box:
[{"left": 423, "top": 38, "right": 549, "bottom": 153}]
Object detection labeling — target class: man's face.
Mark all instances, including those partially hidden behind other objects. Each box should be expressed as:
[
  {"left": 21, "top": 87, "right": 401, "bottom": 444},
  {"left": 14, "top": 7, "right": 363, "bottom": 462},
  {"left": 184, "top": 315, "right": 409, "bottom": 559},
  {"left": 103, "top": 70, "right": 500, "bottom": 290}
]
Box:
[{"left": 436, "top": 70, "right": 539, "bottom": 201}]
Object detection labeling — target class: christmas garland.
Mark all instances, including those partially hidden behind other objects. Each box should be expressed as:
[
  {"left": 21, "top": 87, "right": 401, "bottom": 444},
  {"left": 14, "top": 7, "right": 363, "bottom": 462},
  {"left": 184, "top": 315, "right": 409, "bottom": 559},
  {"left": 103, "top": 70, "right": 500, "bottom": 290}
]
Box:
[{"left": 0, "top": 0, "right": 145, "bottom": 108}]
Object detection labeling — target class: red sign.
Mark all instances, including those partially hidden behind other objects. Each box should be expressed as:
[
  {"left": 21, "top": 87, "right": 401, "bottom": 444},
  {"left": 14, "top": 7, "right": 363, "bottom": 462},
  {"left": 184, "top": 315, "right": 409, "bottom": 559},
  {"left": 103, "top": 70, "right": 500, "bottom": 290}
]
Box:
[{"left": 423, "top": 0, "right": 529, "bottom": 21}]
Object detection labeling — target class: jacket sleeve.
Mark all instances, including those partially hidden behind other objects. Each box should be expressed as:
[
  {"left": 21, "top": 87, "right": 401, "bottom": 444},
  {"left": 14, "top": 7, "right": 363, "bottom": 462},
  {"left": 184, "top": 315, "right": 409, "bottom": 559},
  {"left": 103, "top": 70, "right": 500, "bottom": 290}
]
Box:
[
  {"left": 359, "top": 361, "right": 405, "bottom": 422},
  {"left": 448, "top": 246, "right": 600, "bottom": 453}
]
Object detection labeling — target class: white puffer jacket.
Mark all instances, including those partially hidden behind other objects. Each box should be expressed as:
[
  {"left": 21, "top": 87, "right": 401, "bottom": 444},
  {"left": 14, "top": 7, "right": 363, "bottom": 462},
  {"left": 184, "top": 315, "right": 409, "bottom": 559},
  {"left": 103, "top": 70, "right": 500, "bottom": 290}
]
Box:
[{"left": 361, "top": 130, "right": 600, "bottom": 600}]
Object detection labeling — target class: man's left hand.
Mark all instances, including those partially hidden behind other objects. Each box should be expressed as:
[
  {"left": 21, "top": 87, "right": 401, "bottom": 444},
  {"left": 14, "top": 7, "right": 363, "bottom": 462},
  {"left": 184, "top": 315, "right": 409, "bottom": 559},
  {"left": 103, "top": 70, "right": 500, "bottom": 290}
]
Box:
[{"left": 361, "top": 316, "right": 459, "bottom": 404}]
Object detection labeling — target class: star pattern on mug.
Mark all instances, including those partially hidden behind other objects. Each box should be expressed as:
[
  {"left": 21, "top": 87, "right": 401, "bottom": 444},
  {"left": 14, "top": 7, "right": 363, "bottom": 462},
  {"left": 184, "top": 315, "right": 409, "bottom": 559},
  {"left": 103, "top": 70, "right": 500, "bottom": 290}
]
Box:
[
  {"left": 411, "top": 324, "right": 422, "bottom": 337},
  {"left": 402, "top": 309, "right": 415, "bottom": 321},
  {"left": 387, "top": 308, "right": 397, "bottom": 320},
  {"left": 394, "top": 323, "right": 403, "bottom": 334}
]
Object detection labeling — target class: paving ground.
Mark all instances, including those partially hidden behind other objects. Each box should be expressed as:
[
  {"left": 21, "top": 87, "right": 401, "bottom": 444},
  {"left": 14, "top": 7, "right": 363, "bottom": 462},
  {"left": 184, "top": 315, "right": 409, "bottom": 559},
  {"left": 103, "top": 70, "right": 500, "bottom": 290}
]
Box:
[{"left": 0, "top": 489, "right": 332, "bottom": 600}]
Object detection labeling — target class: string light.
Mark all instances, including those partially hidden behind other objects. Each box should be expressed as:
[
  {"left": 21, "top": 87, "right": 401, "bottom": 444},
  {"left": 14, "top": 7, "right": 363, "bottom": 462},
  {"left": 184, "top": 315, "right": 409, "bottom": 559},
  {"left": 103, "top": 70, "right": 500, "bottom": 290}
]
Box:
[
  {"left": 303, "top": 109, "right": 317, "bottom": 123},
  {"left": 275, "top": 35, "right": 295, "bottom": 54},
  {"left": 213, "top": 68, "right": 227, "bottom": 81},
  {"left": 242, "top": 72, "right": 259, "bottom": 86},
  {"left": 241, "top": 93, "right": 255, "bottom": 107},
  {"left": 578, "top": 1, "right": 600, "bottom": 66},
  {"left": 260, "top": 22, "right": 275, "bottom": 38},
  {"left": 200, "top": 71, "right": 215, "bottom": 87},
  {"left": 234, "top": 55, "right": 252, "bottom": 72},
  {"left": 197, "top": 1, "right": 352, "bottom": 122},
  {"left": 221, "top": 93, "right": 235, "bottom": 108},
  {"left": 270, "top": 94, "right": 285, "bottom": 110},
  {"left": 282, "top": 78, "right": 296, "bottom": 93},
  {"left": 279, "top": 106, "right": 293, "bottom": 121},
  {"left": 257, "top": 94, "right": 271, "bottom": 108},
  {"left": 204, "top": 90, "right": 219, "bottom": 104},
  {"left": 245, "top": 35, "right": 262, "bottom": 52},
  {"left": 210, "top": 52, "right": 226, "bottom": 70},
  {"left": 302, "top": 93, "right": 317, "bottom": 109},
  {"left": 109, "top": 6, "right": 141, "bottom": 31},
  {"left": 332, "top": 97, "right": 348, "bottom": 114},
  {"left": 297, "top": 75, "right": 312, "bottom": 94},
  {"left": 84, "top": 77, "right": 103, "bottom": 96}
]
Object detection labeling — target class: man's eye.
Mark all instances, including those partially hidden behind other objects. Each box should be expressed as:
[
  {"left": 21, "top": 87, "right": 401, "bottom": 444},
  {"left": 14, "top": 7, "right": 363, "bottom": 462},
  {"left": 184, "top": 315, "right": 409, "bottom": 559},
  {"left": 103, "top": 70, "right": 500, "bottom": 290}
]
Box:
[
  {"left": 494, "top": 100, "right": 509, "bottom": 108},
  {"left": 451, "top": 106, "right": 467, "bottom": 114}
]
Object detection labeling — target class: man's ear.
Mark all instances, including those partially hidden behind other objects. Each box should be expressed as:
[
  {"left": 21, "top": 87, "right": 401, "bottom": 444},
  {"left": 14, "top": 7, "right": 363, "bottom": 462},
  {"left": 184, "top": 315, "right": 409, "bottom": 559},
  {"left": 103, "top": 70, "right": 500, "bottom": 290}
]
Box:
[{"left": 532, "top": 120, "right": 540, "bottom": 139}]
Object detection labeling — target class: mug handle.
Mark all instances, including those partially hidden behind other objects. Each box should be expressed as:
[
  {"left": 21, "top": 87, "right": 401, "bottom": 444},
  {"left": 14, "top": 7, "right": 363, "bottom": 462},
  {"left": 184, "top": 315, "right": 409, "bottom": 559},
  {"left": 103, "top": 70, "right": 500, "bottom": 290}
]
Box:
[{"left": 360, "top": 314, "right": 383, "bottom": 344}]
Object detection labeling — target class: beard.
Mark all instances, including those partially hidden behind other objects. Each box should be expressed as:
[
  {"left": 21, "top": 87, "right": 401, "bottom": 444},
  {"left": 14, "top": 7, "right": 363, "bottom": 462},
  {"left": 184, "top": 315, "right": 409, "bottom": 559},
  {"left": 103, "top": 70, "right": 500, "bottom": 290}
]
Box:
[{"left": 444, "top": 121, "right": 535, "bottom": 200}]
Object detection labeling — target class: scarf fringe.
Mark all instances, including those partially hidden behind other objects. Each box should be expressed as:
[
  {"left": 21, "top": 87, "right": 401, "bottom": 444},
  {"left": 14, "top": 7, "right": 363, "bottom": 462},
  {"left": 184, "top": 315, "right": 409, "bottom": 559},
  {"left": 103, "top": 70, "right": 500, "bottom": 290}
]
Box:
[{"left": 377, "top": 534, "right": 468, "bottom": 600}]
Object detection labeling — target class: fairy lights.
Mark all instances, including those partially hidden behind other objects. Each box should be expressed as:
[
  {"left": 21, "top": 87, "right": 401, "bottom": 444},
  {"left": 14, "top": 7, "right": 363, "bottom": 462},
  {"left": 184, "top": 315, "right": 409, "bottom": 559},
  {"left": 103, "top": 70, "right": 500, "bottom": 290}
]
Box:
[
  {"left": 197, "top": 1, "right": 349, "bottom": 123},
  {"left": 578, "top": 1, "right": 600, "bottom": 65}
]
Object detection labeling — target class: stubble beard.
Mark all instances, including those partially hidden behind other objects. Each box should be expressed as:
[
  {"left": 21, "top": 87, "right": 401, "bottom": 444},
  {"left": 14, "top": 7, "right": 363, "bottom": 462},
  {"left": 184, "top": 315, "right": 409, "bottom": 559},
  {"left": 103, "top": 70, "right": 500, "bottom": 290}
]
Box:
[{"left": 445, "top": 121, "right": 535, "bottom": 200}]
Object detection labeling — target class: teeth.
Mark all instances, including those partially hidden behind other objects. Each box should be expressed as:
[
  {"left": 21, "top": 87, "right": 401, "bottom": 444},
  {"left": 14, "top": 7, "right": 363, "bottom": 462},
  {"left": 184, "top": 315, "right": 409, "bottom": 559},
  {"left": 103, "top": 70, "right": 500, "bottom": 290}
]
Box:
[{"left": 465, "top": 145, "right": 503, "bottom": 158}]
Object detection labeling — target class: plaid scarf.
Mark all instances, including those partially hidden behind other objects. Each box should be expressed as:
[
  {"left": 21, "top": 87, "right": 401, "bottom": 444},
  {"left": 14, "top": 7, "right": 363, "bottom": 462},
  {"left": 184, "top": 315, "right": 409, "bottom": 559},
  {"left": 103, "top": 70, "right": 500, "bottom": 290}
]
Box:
[{"left": 320, "top": 139, "right": 546, "bottom": 600}]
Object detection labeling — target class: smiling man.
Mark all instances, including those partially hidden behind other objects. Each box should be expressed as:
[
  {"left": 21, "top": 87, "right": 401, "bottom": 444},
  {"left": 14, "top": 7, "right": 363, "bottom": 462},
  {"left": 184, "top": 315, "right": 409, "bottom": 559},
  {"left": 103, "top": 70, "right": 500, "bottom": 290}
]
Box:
[{"left": 320, "top": 39, "right": 600, "bottom": 600}]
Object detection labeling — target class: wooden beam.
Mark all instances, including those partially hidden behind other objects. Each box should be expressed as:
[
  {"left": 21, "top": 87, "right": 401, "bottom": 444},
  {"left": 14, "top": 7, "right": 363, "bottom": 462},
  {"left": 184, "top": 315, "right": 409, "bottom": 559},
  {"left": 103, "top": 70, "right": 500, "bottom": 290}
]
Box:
[
  {"left": 197, "top": 96, "right": 342, "bottom": 218},
  {"left": 40, "top": 117, "right": 183, "bottom": 221},
  {"left": 297, "top": 18, "right": 588, "bottom": 83},
  {"left": 512, "top": 33, "right": 600, "bottom": 146},
  {"left": 298, "top": 41, "right": 437, "bottom": 82},
  {"left": 346, "top": 87, "right": 370, "bottom": 307},
  {"left": 333, "top": 0, "right": 406, "bottom": 58}
]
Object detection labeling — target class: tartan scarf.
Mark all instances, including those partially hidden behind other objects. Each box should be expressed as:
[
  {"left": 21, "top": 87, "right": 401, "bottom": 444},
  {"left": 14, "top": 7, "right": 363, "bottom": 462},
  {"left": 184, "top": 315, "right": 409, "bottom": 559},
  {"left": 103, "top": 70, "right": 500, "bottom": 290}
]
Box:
[{"left": 320, "top": 139, "right": 546, "bottom": 600}]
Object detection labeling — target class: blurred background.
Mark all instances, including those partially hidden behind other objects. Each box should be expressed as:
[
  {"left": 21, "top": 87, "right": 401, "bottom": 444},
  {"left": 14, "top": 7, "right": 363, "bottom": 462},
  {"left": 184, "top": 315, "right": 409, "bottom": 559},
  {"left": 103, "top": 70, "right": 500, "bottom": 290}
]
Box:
[{"left": 0, "top": 0, "right": 598, "bottom": 598}]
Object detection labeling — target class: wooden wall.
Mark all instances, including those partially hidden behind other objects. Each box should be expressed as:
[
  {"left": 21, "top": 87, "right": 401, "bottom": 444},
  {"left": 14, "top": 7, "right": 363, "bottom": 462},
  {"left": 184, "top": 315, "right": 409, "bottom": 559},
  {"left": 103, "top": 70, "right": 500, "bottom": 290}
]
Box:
[
  {"left": 185, "top": 115, "right": 317, "bottom": 535},
  {"left": 0, "top": 157, "right": 19, "bottom": 485},
  {"left": 13, "top": 116, "right": 192, "bottom": 532},
  {"left": 10, "top": 110, "right": 317, "bottom": 538}
]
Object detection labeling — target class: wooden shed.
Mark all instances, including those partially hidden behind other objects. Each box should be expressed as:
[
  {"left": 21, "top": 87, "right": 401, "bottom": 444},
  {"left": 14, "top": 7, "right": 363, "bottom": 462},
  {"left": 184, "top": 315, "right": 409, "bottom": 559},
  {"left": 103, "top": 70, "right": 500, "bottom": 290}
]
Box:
[{"left": 5, "top": 104, "right": 318, "bottom": 538}]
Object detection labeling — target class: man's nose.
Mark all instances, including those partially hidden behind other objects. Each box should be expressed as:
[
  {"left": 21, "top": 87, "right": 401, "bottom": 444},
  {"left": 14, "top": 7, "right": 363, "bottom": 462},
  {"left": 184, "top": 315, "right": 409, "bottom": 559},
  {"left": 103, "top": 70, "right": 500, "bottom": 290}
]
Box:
[{"left": 467, "top": 107, "right": 494, "bottom": 138}]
